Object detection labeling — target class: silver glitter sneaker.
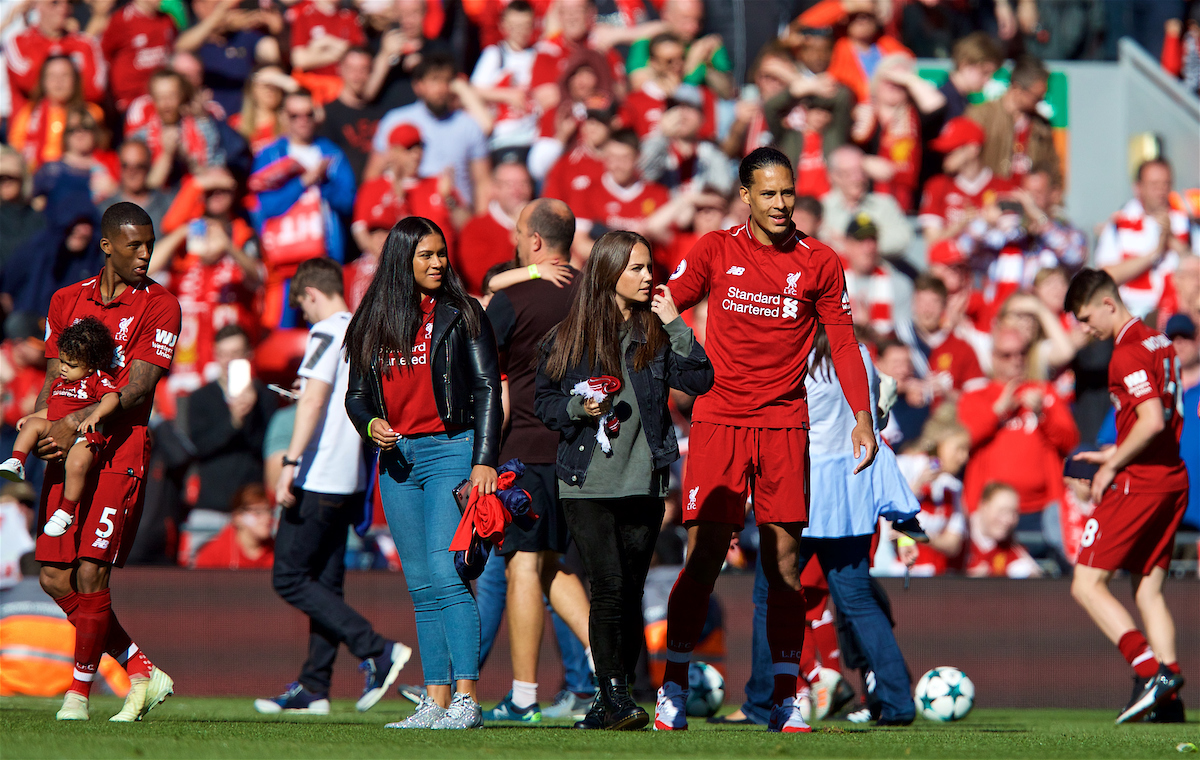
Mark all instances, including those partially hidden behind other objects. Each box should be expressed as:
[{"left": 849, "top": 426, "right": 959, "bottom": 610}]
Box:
[
  {"left": 384, "top": 695, "right": 446, "bottom": 729},
  {"left": 431, "top": 692, "right": 483, "bottom": 729}
]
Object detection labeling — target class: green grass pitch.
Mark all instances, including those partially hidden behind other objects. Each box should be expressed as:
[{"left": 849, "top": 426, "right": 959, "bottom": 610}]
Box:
[{"left": 2, "top": 696, "right": 1196, "bottom": 759}]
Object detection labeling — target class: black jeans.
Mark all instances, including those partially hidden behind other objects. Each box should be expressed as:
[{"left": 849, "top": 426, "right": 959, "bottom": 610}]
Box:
[
  {"left": 272, "top": 489, "right": 385, "bottom": 694},
  {"left": 563, "top": 496, "right": 664, "bottom": 680}
]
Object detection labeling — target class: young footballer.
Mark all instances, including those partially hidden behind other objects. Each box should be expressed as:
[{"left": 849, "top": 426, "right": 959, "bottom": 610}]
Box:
[{"left": 1065, "top": 268, "right": 1188, "bottom": 724}]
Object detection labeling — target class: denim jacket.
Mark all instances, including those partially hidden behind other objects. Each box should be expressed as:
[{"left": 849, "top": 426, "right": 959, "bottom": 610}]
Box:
[{"left": 534, "top": 319, "right": 714, "bottom": 488}]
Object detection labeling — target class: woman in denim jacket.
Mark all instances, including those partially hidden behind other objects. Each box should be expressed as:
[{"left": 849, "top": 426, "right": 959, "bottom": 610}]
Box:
[{"left": 535, "top": 231, "right": 714, "bottom": 730}]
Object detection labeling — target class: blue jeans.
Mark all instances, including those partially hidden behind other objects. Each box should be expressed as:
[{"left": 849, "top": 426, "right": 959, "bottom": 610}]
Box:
[
  {"left": 477, "top": 546, "right": 593, "bottom": 694},
  {"left": 742, "top": 536, "right": 914, "bottom": 722},
  {"left": 378, "top": 430, "right": 480, "bottom": 684}
]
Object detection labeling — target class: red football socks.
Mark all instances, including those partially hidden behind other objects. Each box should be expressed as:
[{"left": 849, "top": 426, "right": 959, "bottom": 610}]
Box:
[
  {"left": 1166, "top": 662, "right": 1181, "bottom": 675},
  {"left": 105, "top": 613, "right": 154, "bottom": 677},
  {"left": 68, "top": 589, "right": 113, "bottom": 697},
  {"left": 767, "top": 586, "right": 806, "bottom": 705},
  {"left": 54, "top": 591, "right": 81, "bottom": 621},
  {"left": 1118, "top": 630, "right": 1159, "bottom": 679},
  {"left": 59, "top": 498, "right": 79, "bottom": 517},
  {"left": 663, "top": 569, "right": 712, "bottom": 688},
  {"left": 811, "top": 610, "right": 842, "bottom": 673},
  {"left": 11, "top": 451, "right": 27, "bottom": 466}
]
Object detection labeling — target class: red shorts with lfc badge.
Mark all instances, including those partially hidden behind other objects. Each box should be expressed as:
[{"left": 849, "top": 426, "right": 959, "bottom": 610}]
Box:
[
  {"left": 681, "top": 422, "right": 810, "bottom": 528},
  {"left": 1075, "top": 485, "right": 1187, "bottom": 575},
  {"left": 36, "top": 465, "right": 147, "bottom": 568}
]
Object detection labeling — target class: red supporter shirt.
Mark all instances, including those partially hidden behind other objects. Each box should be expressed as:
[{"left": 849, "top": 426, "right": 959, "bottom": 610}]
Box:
[
  {"left": 544, "top": 146, "right": 604, "bottom": 206},
  {"left": 1107, "top": 318, "right": 1188, "bottom": 493},
  {"left": 100, "top": 4, "right": 176, "bottom": 108},
  {"left": 380, "top": 297, "right": 444, "bottom": 436},
  {"left": 46, "top": 370, "right": 118, "bottom": 421},
  {"left": 288, "top": 0, "right": 366, "bottom": 77},
  {"left": 958, "top": 380, "right": 1079, "bottom": 512},
  {"left": 4, "top": 27, "right": 106, "bottom": 109},
  {"left": 343, "top": 255, "right": 377, "bottom": 313},
  {"left": 353, "top": 175, "right": 458, "bottom": 252},
  {"left": 577, "top": 173, "right": 670, "bottom": 234},
  {"left": 45, "top": 274, "right": 182, "bottom": 478},
  {"left": 1, "top": 343, "right": 45, "bottom": 428},
  {"left": 964, "top": 531, "right": 1038, "bottom": 577},
  {"left": 926, "top": 332, "right": 984, "bottom": 391},
  {"left": 667, "top": 222, "right": 858, "bottom": 427},
  {"left": 529, "top": 35, "right": 624, "bottom": 90},
  {"left": 917, "top": 169, "right": 1016, "bottom": 232},
  {"left": 619, "top": 82, "right": 717, "bottom": 141},
  {"left": 191, "top": 523, "right": 275, "bottom": 569},
  {"left": 796, "top": 131, "right": 829, "bottom": 198},
  {"left": 453, "top": 204, "right": 516, "bottom": 295}
]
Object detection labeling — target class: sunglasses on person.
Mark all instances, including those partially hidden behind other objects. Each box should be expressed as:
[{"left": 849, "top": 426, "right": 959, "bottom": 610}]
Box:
[
  {"left": 994, "top": 350, "right": 1027, "bottom": 360},
  {"left": 286, "top": 109, "right": 315, "bottom": 119},
  {"left": 0, "top": 174, "right": 21, "bottom": 183}
]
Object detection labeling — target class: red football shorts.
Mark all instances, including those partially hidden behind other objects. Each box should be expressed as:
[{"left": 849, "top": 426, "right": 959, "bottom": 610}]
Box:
[
  {"left": 681, "top": 422, "right": 810, "bottom": 527},
  {"left": 1076, "top": 487, "right": 1187, "bottom": 575},
  {"left": 36, "top": 466, "right": 147, "bottom": 568}
]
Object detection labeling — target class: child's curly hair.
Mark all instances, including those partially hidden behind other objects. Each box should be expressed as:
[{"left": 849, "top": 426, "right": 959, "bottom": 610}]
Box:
[{"left": 57, "top": 316, "right": 115, "bottom": 373}]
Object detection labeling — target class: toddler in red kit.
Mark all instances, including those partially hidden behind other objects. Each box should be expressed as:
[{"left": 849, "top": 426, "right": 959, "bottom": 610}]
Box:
[{"left": 1, "top": 317, "right": 122, "bottom": 537}]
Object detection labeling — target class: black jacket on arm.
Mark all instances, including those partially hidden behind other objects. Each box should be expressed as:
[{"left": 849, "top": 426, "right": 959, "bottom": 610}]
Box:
[
  {"left": 534, "top": 320, "right": 714, "bottom": 487},
  {"left": 345, "top": 299, "right": 503, "bottom": 468}
]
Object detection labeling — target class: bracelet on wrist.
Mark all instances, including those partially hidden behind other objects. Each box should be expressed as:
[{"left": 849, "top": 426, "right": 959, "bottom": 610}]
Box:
[
  {"left": 281, "top": 456, "right": 300, "bottom": 467},
  {"left": 527, "top": 264, "right": 541, "bottom": 280}
]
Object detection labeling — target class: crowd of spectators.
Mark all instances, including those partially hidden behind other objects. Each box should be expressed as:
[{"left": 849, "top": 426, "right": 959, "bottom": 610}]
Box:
[{"left": 1, "top": 0, "right": 1199, "bottom": 580}]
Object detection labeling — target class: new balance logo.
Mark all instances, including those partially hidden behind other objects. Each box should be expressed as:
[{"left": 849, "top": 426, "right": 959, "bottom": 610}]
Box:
[
  {"left": 725, "top": 266, "right": 745, "bottom": 276},
  {"left": 92, "top": 538, "right": 110, "bottom": 550}
]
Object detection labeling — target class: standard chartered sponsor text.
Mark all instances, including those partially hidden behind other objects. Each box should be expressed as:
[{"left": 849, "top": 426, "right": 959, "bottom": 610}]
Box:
[{"left": 724, "top": 285, "right": 782, "bottom": 317}]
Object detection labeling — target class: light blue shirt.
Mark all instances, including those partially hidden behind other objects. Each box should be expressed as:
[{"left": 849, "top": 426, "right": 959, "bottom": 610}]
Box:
[{"left": 372, "top": 101, "right": 489, "bottom": 205}]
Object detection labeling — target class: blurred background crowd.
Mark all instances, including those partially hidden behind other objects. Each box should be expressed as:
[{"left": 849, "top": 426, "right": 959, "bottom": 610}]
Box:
[{"left": 1, "top": 0, "right": 1199, "bottom": 593}]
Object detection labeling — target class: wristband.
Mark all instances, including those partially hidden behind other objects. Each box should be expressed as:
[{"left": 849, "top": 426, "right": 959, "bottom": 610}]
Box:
[
  {"left": 527, "top": 264, "right": 541, "bottom": 280},
  {"left": 281, "top": 456, "right": 300, "bottom": 467},
  {"left": 896, "top": 535, "right": 916, "bottom": 548},
  {"left": 368, "top": 417, "right": 383, "bottom": 433}
]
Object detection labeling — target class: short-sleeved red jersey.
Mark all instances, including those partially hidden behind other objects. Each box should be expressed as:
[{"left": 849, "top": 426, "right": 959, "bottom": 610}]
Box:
[
  {"left": 1107, "top": 318, "right": 1188, "bottom": 493},
  {"left": 288, "top": 1, "right": 366, "bottom": 77},
  {"left": 100, "top": 4, "right": 176, "bottom": 108},
  {"left": 576, "top": 174, "right": 670, "bottom": 233},
  {"left": 667, "top": 222, "right": 854, "bottom": 427},
  {"left": 45, "top": 274, "right": 182, "bottom": 477},
  {"left": 917, "top": 169, "right": 1016, "bottom": 231},
  {"left": 46, "top": 370, "right": 118, "bottom": 422}
]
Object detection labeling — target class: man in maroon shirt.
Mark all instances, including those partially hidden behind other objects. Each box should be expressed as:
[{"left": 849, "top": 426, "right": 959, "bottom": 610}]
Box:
[
  {"left": 1066, "top": 269, "right": 1188, "bottom": 724},
  {"left": 33, "top": 203, "right": 181, "bottom": 723},
  {"left": 654, "top": 147, "right": 877, "bottom": 733}
]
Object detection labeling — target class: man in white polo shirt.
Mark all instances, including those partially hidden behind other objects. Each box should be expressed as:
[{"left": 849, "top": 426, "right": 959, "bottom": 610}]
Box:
[{"left": 255, "top": 258, "right": 411, "bottom": 716}]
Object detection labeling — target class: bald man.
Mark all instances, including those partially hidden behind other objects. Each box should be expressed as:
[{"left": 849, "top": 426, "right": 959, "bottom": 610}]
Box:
[{"left": 481, "top": 199, "right": 595, "bottom": 722}]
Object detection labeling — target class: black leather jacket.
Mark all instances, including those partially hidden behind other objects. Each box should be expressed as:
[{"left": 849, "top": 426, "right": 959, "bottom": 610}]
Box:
[
  {"left": 534, "top": 320, "right": 714, "bottom": 487},
  {"left": 345, "top": 300, "right": 503, "bottom": 468}
]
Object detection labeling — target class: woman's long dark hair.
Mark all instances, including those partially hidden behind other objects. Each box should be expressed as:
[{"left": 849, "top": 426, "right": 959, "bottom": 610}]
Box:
[
  {"left": 543, "top": 230, "right": 667, "bottom": 380},
  {"left": 345, "top": 216, "right": 479, "bottom": 376},
  {"left": 809, "top": 323, "right": 833, "bottom": 382}
]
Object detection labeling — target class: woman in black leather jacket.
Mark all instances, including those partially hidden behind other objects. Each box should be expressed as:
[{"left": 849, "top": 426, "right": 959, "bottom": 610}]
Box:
[
  {"left": 344, "top": 216, "right": 502, "bottom": 730},
  {"left": 534, "top": 231, "right": 714, "bottom": 731}
]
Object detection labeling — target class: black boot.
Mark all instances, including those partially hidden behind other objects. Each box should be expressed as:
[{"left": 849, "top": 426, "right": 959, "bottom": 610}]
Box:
[
  {"left": 574, "top": 692, "right": 606, "bottom": 729},
  {"left": 599, "top": 677, "right": 648, "bottom": 730}
]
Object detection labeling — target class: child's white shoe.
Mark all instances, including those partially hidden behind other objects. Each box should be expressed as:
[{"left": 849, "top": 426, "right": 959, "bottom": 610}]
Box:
[
  {"left": 0, "top": 458, "right": 25, "bottom": 482},
  {"left": 44, "top": 509, "right": 73, "bottom": 537}
]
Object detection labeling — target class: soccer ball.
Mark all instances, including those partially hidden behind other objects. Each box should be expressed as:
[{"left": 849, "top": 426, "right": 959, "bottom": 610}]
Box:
[
  {"left": 914, "top": 667, "right": 975, "bottom": 722},
  {"left": 686, "top": 662, "right": 725, "bottom": 717}
]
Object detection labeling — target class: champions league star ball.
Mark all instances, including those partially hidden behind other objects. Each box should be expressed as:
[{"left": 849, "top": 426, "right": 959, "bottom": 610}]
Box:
[
  {"left": 686, "top": 662, "right": 725, "bottom": 717},
  {"left": 915, "top": 667, "right": 975, "bottom": 722}
]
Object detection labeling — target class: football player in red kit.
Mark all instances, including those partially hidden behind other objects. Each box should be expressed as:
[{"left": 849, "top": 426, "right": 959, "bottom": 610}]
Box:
[
  {"left": 34, "top": 203, "right": 182, "bottom": 723},
  {"left": 1065, "top": 269, "right": 1188, "bottom": 725},
  {"left": 654, "top": 147, "right": 877, "bottom": 733}
]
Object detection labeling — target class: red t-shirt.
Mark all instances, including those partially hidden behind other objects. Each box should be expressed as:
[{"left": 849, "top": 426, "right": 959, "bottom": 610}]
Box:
[
  {"left": 5, "top": 27, "right": 106, "bottom": 109},
  {"left": 46, "top": 370, "right": 118, "bottom": 421},
  {"left": 288, "top": 0, "right": 366, "bottom": 77},
  {"left": 192, "top": 523, "right": 275, "bottom": 569},
  {"left": 619, "top": 82, "right": 718, "bottom": 141},
  {"left": 100, "top": 4, "right": 176, "bottom": 108},
  {"left": 380, "top": 297, "right": 443, "bottom": 436},
  {"left": 925, "top": 332, "right": 984, "bottom": 391},
  {"left": 45, "top": 274, "right": 182, "bottom": 478},
  {"left": 917, "top": 169, "right": 1017, "bottom": 232},
  {"left": 797, "top": 131, "right": 829, "bottom": 198},
  {"left": 353, "top": 175, "right": 458, "bottom": 252},
  {"left": 453, "top": 206, "right": 516, "bottom": 295},
  {"left": 543, "top": 145, "right": 604, "bottom": 206},
  {"left": 964, "top": 532, "right": 1038, "bottom": 577},
  {"left": 1107, "top": 318, "right": 1188, "bottom": 493},
  {"left": 1, "top": 342, "right": 45, "bottom": 428},
  {"left": 667, "top": 222, "right": 856, "bottom": 427},
  {"left": 529, "top": 35, "right": 624, "bottom": 90},
  {"left": 577, "top": 173, "right": 670, "bottom": 234}
]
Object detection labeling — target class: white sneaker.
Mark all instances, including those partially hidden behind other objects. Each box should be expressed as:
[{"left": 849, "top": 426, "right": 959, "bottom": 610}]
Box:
[
  {"left": 653, "top": 681, "right": 688, "bottom": 731},
  {"left": 56, "top": 691, "right": 89, "bottom": 721},
  {"left": 0, "top": 458, "right": 25, "bottom": 482},
  {"left": 431, "top": 692, "right": 483, "bottom": 729},
  {"left": 110, "top": 667, "right": 174, "bottom": 722},
  {"left": 385, "top": 695, "right": 446, "bottom": 728},
  {"left": 768, "top": 694, "right": 813, "bottom": 733},
  {"left": 813, "top": 668, "right": 843, "bottom": 721},
  {"left": 43, "top": 508, "right": 74, "bottom": 537}
]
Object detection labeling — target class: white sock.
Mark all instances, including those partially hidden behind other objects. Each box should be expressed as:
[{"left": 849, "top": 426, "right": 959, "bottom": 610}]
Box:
[
  {"left": 511, "top": 680, "right": 538, "bottom": 709},
  {"left": 584, "top": 647, "right": 595, "bottom": 674}
]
